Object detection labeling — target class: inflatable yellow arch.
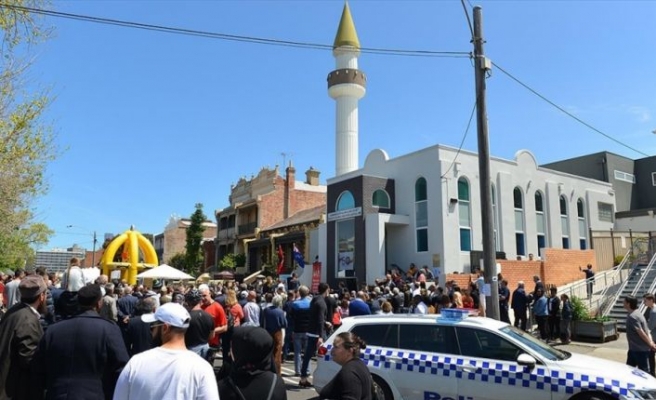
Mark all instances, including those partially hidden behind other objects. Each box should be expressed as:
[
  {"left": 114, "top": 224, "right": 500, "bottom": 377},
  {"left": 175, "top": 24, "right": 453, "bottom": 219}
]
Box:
[{"left": 100, "top": 226, "right": 158, "bottom": 285}]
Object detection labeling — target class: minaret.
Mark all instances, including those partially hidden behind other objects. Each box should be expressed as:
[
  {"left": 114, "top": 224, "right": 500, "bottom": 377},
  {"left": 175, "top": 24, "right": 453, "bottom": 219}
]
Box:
[{"left": 328, "top": 3, "right": 366, "bottom": 176}]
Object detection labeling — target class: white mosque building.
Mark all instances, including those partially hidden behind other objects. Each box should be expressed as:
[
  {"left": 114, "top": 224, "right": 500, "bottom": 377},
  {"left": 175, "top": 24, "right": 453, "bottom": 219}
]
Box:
[{"left": 314, "top": 4, "right": 616, "bottom": 287}]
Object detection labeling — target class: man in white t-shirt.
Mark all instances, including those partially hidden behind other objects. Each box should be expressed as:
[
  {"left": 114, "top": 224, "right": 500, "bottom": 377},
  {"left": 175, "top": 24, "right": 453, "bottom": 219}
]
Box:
[{"left": 113, "top": 302, "right": 219, "bottom": 400}]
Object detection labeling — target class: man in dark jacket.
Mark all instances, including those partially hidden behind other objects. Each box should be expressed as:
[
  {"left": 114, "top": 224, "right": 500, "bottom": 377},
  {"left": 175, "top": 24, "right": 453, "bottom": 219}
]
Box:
[
  {"left": 32, "top": 284, "right": 129, "bottom": 400},
  {"left": 299, "top": 282, "right": 329, "bottom": 387},
  {"left": 511, "top": 281, "right": 529, "bottom": 331},
  {"left": 0, "top": 276, "right": 47, "bottom": 400}
]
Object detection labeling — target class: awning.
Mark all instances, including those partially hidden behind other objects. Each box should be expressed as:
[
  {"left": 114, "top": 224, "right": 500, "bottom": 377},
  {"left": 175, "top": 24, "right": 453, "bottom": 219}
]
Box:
[
  {"left": 248, "top": 238, "right": 270, "bottom": 248},
  {"left": 274, "top": 232, "right": 305, "bottom": 245}
]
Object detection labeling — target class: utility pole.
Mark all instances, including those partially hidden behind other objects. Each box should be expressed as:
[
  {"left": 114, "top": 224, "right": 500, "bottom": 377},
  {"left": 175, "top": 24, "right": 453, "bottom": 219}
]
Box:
[
  {"left": 473, "top": 6, "right": 499, "bottom": 320},
  {"left": 92, "top": 231, "right": 97, "bottom": 267}
]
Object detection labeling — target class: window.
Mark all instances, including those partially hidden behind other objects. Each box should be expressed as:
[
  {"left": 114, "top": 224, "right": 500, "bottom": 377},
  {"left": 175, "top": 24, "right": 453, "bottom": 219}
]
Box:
[
  {"left": 228, "top": 215, "right": 236, "bottom": 228},
  {"left": 456, "top": 327, "right": 522, "bottom": 362},
  {"left": 458, "top": 178, "right": 472, "bottom": 251},
  {"left": 614, "top": 170, "right": 635, "bottom": 184},
  {"left": 491, "top": 184, "right": 500, "bottom": 252},
  {"left": 415, "top": 178, "right": 428, "bottom": 252},
  {"left": 560, "top": 195, "right": 569, "bottom": 249},
  {"left": 535, "top": 191, "right": 547, "bottom": 254},
  {"left": 514, "top": 187, "right": 526, "bottom": 256},
  {"left": 351, "top": 324, "right": 399, "bottom": 349},
  {"left": 336, "top": 191, "right": 355, "bottom": 211},
  {"left": 577, "top": 198, "right": 587, "bottom": 250},
  {"left": 372, "top": 189, "right": 390, "bottom": 208},
  {"left": 400, "top": 324, "right": 457, "bottom": 354},
  {"left": 598, "top": 202, "right": 614, "bottom": 222},
  {"left": 652, "top": 172, "right": 656, "bottom": 186},
  {"left": 337, "top": 219, "right": 355, "bottom": 276}
]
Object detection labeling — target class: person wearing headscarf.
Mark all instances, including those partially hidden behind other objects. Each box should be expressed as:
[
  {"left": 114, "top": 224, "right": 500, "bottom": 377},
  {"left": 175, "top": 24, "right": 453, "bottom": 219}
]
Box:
[{"left": 218, "top": 326, "right": 287, "bottom": 400}]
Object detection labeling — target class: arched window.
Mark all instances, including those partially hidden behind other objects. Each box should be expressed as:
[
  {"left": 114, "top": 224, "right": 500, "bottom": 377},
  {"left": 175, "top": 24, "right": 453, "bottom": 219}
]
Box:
[
  {"left": 415, "top": 177, "right": 428, "bottom": 252},
  {"left": 336, "top": 191, "right": 355, "bottom": 211},
  {"left": 491, "top": 184, "right": 500, "bottom": 251},
  {"left": 560, "top": 195, "right": 570, "bottom": 249},
  {"left": 535, "top": 191, "right": 547, "bottom": 255},
  {"left": 458, "top": 178, "right": 471, "bottom": 251},
  {"left": 577, "top": 198, "right": 587, "bottom": 249},
  {"left": 335, "top": 191, "right": 356, "bottom": 278},
  {"left": 514, "top": 187, "right": 526, "bottom": 256},
  {"left": 372, "top": 189, "right": 390, "bottom": 208}
]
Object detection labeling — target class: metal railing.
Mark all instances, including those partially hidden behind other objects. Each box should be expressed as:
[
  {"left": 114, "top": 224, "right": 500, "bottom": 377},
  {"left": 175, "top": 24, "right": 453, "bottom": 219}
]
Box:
[
  {"left": 636, "top": 252, "right": 656, "bottom": 315},
  {"left": 600, "top": 237, "right": 656, "bottom": 317}
]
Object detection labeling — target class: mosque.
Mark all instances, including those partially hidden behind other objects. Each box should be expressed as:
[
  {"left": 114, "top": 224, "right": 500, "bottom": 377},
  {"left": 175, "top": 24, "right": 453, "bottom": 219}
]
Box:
[{"left": 314, "top": 4, "right": 616, "bottom": 287}]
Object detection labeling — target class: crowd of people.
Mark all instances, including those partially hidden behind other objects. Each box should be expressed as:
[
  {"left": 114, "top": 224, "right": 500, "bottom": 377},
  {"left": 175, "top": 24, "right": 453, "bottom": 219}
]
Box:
[{"left": 0, "top": 257, "right": 598, "bottom": 399}]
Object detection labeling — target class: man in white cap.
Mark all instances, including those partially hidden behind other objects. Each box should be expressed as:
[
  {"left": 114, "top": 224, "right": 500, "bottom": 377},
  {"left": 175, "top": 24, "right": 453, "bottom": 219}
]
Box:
[{"left": 113, "top": 302, "right": 219, "bottom": 400}]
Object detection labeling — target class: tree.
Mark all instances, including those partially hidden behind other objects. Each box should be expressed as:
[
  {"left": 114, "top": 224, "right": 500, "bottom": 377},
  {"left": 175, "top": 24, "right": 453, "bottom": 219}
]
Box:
[
  {"left": 0, "top": 222, "right": 53, "bottom": 270},
  {"left": 0, "top": 1, "right": 57, "bottom": 268},
  {"left": 168, "top": 252, "right": 186, "bottom": 271},
  {"left": 185, "top": 203, "right": 206, "bottom": 275}
]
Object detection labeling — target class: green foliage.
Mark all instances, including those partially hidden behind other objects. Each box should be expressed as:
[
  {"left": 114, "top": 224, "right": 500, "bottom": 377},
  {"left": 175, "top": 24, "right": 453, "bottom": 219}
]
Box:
[
  {"left": 219, "top": 253, "right": 246, "bottom": 270},
  {"left": 184, "top": 203, "right": 206, "bottom": 276},
  {"left": 0, "top": 1, "right": 57, "bottom": 263},
  {"left": 0, "top": 222, "right": 53, "bottom": 270},
  {"left": 571, "top": 296, "right": 590, "bottom": 321},
  {"left": 168, "top": 252, "right": 186, "bottom": 271},
  {"left": 614, "top": 255, "right": 625, "bottom": 266}
]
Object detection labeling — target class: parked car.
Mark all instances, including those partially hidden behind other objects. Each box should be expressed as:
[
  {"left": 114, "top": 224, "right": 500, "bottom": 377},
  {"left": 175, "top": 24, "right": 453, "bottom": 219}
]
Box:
[{"left": 313, "top": 311, "right": 656, "bottom": 400}]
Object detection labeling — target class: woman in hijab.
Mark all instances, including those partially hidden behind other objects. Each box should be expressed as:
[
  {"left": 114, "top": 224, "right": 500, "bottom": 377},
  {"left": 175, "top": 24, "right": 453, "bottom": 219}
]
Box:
[
  {"left": 319, "top": 331, "right": 373, "bottom": 400},
  {"left": 218, "top": 326, "right": 287, "bottom": 400}
]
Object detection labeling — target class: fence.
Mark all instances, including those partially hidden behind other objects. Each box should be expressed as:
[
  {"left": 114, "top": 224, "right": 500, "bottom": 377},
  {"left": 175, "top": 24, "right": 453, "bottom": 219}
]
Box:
[{"left": 591, "top": 229, "right": 653, "bottom": 270}]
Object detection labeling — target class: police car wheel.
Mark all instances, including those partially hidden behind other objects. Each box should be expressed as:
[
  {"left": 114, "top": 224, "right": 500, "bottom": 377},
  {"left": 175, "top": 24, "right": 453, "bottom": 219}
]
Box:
[
  {"left": 372, "top": 374, "right": 393, "bottom": 400},
  {"left": 573, "top": 392, "right": 613, "bottom": 400}
]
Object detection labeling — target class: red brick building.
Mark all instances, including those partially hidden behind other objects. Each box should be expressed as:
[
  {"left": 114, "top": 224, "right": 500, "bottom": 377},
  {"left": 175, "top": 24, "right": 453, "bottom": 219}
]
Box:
[{"left": 215, "top": 164, "right": 326, "bottom": 273}]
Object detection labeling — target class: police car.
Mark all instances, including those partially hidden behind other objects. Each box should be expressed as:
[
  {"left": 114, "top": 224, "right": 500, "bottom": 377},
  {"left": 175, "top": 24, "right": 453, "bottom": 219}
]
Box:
[{"left": 313, "top": 310, "right": 656, "bottom": 400}]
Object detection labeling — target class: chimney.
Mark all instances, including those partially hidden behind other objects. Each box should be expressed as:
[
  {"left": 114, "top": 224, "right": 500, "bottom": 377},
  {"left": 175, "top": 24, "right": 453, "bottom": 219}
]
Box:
[
  {"left": 305, "top": 167, "right": 321, "bottom": 186},
  {"left": 284, "top": 162, "right": 296, "bottom": 219}
]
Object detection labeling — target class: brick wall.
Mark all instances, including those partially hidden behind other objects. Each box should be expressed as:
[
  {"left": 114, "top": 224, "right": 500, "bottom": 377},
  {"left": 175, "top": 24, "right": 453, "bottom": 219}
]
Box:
[
  {"left": 541, "top": 248, "right": 596, "bottom": 288},
  {"left": 260, "top": 183, "right": 286, "bottom": 229},
  {"left": 446, "top": 248, "right": 596, "bottom": 294}
]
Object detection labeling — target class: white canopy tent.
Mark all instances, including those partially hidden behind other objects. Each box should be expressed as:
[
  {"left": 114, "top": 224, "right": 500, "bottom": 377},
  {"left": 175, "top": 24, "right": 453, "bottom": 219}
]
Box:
[{"left": 136, "top": 264, "right": 194, "bottom": 280}]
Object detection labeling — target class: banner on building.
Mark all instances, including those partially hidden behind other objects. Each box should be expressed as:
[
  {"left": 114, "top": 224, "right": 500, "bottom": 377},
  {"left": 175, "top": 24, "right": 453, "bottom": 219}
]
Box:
[{"left": 312, "top": 261, "right": 322, "bottom": 293}]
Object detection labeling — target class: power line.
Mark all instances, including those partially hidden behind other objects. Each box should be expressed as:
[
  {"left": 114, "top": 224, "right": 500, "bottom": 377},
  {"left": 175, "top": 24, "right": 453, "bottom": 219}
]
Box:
[
  {"left": 441, "top": 99, "right": 477, "bottom": 179},
  {"left": 0, "top": 3, "right": 470, "bottom": 59},
  {"left": 460, "top": 0, "right": 474, "bottom": 41},
  {"left": 491, "top": 61, "right": 650, "bottom": 157}
]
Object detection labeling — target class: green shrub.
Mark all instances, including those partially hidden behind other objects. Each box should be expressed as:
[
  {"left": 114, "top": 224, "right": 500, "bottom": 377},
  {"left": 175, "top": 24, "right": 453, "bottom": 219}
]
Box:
[
  {"left": 571, "top": 296, "right": 591, "bottom": 321},
  {"left": 613, "top": 255, "right": 625, "bottom": 266}
]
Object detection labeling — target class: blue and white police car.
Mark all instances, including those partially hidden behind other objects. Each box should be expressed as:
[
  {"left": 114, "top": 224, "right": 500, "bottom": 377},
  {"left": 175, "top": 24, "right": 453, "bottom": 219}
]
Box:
[{"left": 313, "top": 311, "right": 656, "bottom": 400}]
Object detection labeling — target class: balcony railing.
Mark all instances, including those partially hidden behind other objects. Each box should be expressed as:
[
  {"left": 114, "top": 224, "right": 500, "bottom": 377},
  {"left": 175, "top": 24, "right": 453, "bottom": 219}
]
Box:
[{"left": 238, "top": 222, "right": 257, "bottom": 235}]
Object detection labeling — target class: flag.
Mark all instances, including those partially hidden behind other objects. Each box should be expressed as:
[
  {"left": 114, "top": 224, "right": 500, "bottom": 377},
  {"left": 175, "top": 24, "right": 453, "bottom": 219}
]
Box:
[
  {"left": 276, "top": 245, "right": 285, "bottom": 275},
  {"left": 293, "top": 244, "right": 305, "bottom": 269}
]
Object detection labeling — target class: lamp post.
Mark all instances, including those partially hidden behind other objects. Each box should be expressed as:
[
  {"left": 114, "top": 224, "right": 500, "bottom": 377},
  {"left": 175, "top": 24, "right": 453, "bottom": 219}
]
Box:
[{"left": 66, "top": 225, "right": 98, "bottom": 267}]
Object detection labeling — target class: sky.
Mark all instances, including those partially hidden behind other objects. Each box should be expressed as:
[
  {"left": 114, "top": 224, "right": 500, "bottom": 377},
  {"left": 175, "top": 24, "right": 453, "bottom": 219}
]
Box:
[{"left": 27, "top": 0, "right": 656, "bottom": 252}]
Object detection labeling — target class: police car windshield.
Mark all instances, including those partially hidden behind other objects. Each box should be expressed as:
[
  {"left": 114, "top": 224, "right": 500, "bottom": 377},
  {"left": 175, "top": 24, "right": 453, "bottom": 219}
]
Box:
[{"left": 500, "top": 326, "right": 569, "bottom": 361}]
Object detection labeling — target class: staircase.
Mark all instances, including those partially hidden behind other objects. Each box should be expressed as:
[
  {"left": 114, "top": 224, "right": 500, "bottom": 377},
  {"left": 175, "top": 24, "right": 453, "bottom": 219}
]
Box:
[{"left": 607, "top": 264, "right": 656, "bottom": 331}]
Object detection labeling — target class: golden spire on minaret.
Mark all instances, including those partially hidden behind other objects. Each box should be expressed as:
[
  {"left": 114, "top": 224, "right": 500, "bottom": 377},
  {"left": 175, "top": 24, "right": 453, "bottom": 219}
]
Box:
[{"left": 333, "top": 2, "right": 360, "bottom": 50}]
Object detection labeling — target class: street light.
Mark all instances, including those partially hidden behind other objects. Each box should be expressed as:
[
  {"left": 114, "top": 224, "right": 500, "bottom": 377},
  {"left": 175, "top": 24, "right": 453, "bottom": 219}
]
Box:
[{"left": 66, "top": 225, "right": 98, "bottom": 267}]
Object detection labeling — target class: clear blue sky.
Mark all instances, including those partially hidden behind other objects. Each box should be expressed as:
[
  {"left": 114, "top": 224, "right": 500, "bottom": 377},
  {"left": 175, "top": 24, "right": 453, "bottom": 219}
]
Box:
[{"left": 33, "top": 1, "right": 656, "bottom": 252}]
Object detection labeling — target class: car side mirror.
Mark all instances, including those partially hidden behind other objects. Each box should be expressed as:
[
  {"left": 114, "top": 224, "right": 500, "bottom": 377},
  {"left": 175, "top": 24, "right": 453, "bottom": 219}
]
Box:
[{"left": 517, "top": 353, "right": 536, "bottom": 369}]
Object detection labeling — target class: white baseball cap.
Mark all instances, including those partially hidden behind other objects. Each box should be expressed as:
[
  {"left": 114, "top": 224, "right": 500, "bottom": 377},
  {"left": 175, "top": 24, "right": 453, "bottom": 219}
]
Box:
[{"left": 141, "top": 302, "right": 191, "bottom": 328}]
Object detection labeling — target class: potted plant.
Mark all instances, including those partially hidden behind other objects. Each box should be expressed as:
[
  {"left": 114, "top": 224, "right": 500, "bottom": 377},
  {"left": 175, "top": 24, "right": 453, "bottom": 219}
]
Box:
[{"left": 571, "top": 296, "right": 619, "bottom": 343}]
